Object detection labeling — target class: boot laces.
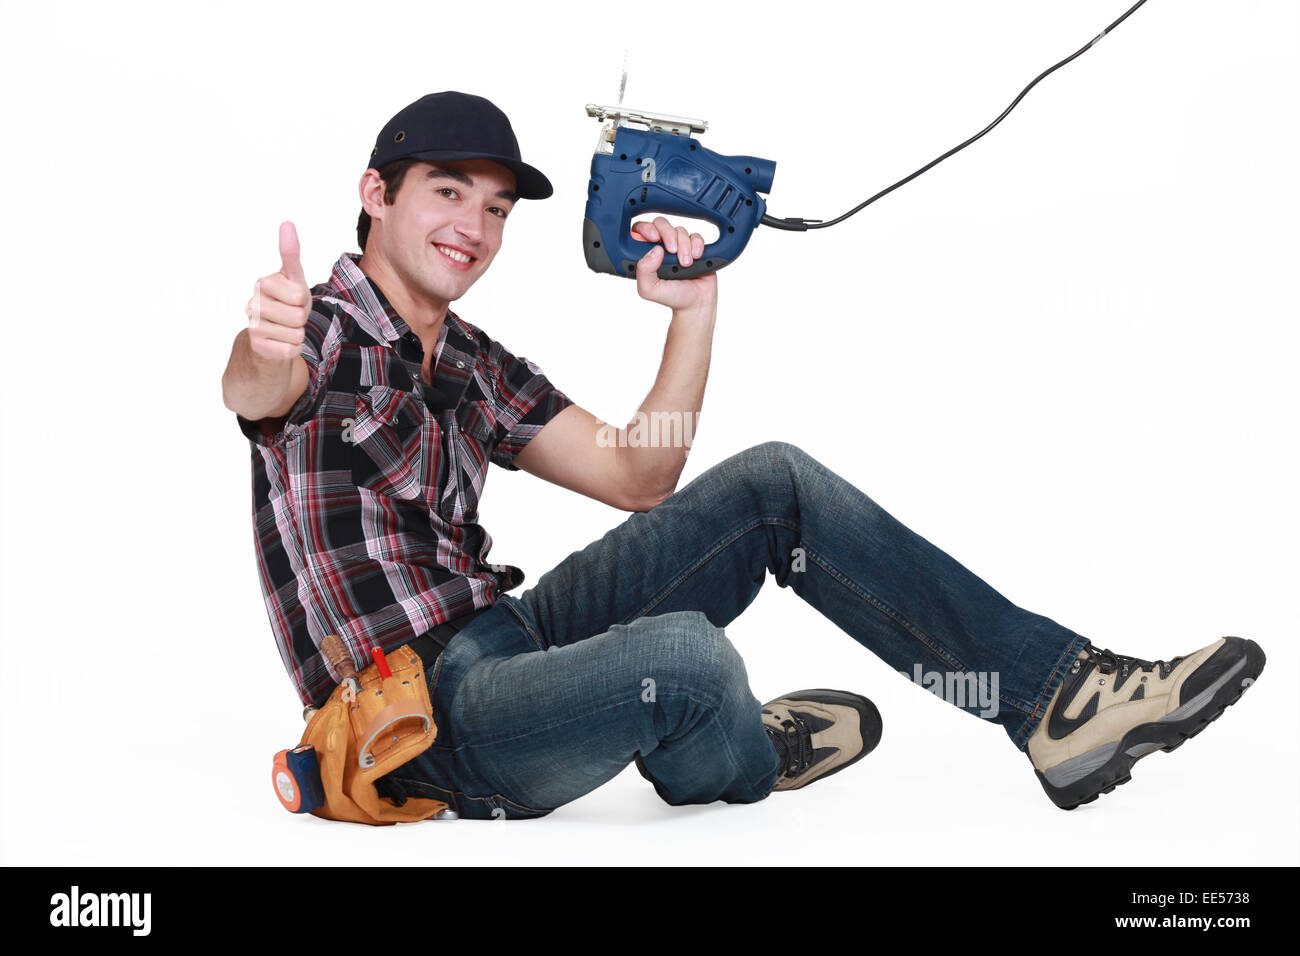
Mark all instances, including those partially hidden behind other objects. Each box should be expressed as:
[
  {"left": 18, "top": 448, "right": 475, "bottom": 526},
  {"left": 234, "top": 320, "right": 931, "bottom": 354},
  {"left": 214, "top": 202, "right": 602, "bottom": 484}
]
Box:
[
  {"left": 1083, "top": 642, "right": 1183, "bottom": 680},
  {"left": 768, "top": 714, "right": 814, "bottom": 778}
]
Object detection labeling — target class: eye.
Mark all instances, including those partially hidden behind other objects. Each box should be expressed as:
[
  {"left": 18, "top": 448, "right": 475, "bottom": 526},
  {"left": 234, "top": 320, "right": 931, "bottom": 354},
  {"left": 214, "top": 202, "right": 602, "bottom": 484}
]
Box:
[{"left": 436, "top": 186, "right": 509, "bottom": 219}]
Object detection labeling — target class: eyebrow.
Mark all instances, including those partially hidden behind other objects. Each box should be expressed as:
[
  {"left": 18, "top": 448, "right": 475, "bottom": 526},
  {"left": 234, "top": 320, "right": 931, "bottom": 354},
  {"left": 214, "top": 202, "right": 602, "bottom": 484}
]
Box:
[{"left": 426, "top": 167, "right": 518, "bottom": 204}]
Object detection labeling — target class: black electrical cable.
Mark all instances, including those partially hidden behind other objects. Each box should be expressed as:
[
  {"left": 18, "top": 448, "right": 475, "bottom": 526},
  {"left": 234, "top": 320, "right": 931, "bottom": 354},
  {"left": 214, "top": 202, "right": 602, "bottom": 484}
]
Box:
[{"left": 760, "top": 0, "right": 1150, "bottom": 231}]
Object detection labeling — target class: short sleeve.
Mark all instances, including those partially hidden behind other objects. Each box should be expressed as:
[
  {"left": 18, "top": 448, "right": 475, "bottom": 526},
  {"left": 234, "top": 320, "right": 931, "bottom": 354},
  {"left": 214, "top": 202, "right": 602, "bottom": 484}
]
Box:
[
  {"left": 235, "top": 299, "right": 339, "bottom": 446},
  {"left": 489, "top": 344, "right": 575, "bottom": 471}
]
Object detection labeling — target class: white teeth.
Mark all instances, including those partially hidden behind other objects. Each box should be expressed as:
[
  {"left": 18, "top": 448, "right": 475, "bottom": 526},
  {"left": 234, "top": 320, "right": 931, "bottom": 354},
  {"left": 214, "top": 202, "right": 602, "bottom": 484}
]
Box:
[{"left": 437, "top": 245, "right": 471, "bottom": 263}]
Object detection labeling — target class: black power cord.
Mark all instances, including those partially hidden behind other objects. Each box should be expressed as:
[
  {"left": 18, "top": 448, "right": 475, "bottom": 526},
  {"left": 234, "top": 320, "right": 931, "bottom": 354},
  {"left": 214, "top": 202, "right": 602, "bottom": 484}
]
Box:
[{"left": 760, "top": 0, "right": 1151, "bottom": 231}]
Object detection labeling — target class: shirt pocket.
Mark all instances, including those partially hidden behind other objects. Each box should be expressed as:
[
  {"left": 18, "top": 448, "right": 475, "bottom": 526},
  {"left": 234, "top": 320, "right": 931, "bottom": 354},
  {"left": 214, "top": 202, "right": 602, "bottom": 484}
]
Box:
[
  {"left": 455, "top": 399, "right": 497, "bottom": 445},
  {"left": 350, "top": 385, "right": 427, "bottom": 501},
  {"left": 439, "top": 400, "right": 497, "bottom": 521}
]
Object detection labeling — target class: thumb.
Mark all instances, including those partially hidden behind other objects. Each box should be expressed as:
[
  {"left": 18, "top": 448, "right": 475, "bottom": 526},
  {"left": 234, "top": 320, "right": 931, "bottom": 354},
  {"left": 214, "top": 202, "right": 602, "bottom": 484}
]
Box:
[
  {"left": 636, "top": 243, "right": 662, "bottom": 275},
  {"left": 635, "top": 244, "right": 663, "bottom": 295},
  {"left": 279, "top": 220, "right": 306, "bottom": 286}
]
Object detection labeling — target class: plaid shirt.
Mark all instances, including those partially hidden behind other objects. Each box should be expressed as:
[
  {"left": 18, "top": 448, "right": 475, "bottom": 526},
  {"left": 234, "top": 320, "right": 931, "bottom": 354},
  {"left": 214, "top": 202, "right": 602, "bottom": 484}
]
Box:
[{"left": 236, "top": 252, "right": 575, "bottom": 706}]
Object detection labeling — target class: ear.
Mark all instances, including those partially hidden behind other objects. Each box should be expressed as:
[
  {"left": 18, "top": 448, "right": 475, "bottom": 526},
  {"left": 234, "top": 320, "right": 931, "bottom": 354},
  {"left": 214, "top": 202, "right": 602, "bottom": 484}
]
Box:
[{"left": 358, "top": 168, "right": 389, "bottom": 219}]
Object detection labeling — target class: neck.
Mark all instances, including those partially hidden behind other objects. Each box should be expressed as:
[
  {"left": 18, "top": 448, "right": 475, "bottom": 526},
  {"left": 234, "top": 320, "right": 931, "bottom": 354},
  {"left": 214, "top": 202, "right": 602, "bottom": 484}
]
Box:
[{"left": 357, "top": 248, "right": 449, "bottom": 342}]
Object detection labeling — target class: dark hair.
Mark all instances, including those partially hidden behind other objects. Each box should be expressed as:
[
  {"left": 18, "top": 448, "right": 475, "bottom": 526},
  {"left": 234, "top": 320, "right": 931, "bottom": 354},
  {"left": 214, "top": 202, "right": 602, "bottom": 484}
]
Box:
[{"left": 357, "top": 158, "right": 420, "bottom": 252}]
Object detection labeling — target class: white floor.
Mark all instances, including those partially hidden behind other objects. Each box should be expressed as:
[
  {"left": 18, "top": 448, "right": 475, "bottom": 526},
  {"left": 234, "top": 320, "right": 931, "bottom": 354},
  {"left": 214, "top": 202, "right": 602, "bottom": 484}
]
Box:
[{"left": 4, "top": 586, "right": 1294, "bottom": 866}]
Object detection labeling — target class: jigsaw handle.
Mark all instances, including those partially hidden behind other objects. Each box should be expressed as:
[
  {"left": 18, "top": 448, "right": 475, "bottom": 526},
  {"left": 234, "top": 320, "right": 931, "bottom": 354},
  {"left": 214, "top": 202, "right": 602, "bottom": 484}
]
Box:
[{"left": 583, "top": 126, "right": 774, "bottom": 279}]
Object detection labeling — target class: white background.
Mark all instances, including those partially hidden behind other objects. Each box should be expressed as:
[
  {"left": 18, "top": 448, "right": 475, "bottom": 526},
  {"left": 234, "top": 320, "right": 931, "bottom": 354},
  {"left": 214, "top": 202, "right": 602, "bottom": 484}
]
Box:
[{"left": 2, "top": 0, "right": 1296, "bottom": 866}]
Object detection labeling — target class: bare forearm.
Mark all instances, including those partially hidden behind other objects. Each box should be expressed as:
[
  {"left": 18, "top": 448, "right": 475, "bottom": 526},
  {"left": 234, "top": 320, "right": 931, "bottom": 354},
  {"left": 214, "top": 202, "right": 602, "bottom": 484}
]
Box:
[
  {"left": 222, "top": 329, "right": 301, "bottom": 421},
  {"left": 618, "top": 301, "right": 717, "bottom": 505}
]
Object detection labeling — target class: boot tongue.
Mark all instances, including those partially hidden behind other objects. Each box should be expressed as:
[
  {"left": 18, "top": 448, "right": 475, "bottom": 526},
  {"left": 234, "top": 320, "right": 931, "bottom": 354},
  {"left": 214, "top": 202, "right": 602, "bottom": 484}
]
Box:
[{"left": 765, "top": 725, "right": 790, "bottom": 774}]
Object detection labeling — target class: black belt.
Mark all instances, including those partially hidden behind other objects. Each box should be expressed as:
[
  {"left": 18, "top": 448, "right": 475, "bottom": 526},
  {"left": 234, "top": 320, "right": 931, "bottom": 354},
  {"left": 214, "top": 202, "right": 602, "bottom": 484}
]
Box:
[{"left": 407, "top": 605, "right": 494, "bottom": 670}]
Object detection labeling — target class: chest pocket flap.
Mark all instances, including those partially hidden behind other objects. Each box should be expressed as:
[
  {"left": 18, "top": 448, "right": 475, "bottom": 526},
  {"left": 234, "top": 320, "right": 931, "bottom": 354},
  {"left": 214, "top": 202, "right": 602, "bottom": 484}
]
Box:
[
  {"left": 351, "top": 385, "right": 427, "bottom": 499},
  {"left": 454, "top": 399, "right": 497, "bottom": 444}
]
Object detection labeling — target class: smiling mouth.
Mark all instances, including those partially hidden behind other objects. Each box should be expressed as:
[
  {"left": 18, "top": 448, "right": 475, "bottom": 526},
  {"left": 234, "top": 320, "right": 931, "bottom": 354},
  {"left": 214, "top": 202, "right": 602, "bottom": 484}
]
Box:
[{"left": 434, "top": 244, "right": 476, "bottom": 269}]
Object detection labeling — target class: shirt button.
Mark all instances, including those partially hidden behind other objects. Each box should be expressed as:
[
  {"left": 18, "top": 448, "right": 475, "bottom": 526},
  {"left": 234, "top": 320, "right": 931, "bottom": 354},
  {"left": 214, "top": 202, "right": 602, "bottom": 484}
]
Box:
[{"left": 456, "top": 360, "right": 465, "bottom": 369}]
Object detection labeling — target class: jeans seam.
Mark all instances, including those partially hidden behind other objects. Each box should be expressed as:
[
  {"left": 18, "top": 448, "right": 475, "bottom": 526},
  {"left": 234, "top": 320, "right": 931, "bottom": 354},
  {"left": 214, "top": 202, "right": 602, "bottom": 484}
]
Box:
[
  {"left": 801, "top": 541, "right": 968, "bottom": 672},
  {"left": 1011, "top": 632, "right": 1090, "bottom": 750},
  {"left": 500, "top": 596, "right": 546, "bottom": 651},
  {"left": 631, "top": 515, "right": 799, "bottom": 622},
  {"left": 803, "top": 542, "right": 1037, "bottom": 718}
]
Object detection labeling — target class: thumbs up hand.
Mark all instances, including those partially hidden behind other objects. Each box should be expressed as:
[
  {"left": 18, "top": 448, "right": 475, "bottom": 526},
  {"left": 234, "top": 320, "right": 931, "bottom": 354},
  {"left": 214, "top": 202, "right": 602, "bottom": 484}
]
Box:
[{"left": 246, "top": 221, "right": 312, "bottom": 361}]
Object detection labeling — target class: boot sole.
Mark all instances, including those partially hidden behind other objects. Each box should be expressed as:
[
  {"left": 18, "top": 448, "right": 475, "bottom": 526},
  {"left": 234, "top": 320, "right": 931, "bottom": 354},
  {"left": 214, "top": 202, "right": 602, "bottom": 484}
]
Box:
[{"left": 1034, "top": 637, "right": 1265, "bottom": 810}]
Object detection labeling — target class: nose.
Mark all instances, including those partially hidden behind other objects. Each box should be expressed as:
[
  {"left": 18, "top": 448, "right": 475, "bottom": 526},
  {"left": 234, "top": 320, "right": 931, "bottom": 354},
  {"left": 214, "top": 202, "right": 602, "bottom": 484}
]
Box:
[{"left": 453, "top": 205, "right": 487, "bottom": 247}]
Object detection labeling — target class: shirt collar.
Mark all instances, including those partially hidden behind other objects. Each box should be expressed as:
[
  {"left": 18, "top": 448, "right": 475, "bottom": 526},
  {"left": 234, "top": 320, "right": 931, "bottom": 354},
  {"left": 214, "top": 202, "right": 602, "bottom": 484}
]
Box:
[
  {"left": 325, "top": 251, "right": 480, "bottom": 356},
  {"left": 322, "top": 252, "right": 484, "bottom": 411}
]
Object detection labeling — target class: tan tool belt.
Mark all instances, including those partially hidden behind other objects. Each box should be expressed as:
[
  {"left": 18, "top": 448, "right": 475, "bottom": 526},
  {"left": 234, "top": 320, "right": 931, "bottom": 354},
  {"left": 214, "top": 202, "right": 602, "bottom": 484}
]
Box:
[{"left": 299, "top": 638, "right": 447, "bottom": 825}]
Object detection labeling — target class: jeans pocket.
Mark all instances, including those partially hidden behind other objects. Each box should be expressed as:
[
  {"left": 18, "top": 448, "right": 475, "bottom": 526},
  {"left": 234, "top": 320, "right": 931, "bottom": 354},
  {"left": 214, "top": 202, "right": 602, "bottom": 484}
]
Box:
[
  {"left": 498, "top": 593, "right": 547, "bottom": 651},
  {"left": 384, "top": 776, "right": 553, "bottom": 820},
  {"left": 476, "top": 793, "right": 554, "bottom": 821}
]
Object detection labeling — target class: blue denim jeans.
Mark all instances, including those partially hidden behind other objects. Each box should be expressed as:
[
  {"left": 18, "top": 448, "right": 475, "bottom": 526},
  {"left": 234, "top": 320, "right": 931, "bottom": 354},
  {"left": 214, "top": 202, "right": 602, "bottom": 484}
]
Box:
[{"left": 378, "top": 441, "right": 1089, "bottom": 818}]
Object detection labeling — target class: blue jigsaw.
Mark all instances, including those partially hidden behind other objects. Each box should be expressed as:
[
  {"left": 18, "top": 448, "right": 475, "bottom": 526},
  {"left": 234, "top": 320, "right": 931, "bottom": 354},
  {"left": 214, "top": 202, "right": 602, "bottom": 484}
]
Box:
[{"left": 582, "top": 104, "right": 775, "bottom": 280}]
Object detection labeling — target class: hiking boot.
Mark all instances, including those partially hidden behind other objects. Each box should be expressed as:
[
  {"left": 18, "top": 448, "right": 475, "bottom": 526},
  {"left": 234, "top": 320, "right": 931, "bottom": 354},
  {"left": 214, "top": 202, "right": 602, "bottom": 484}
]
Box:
[
  {"left": 1027, "top": 636, "right": 1265, "bottom": 809},
  {"left": 761, "top": 689, "right": 883, "bottom": 792}
]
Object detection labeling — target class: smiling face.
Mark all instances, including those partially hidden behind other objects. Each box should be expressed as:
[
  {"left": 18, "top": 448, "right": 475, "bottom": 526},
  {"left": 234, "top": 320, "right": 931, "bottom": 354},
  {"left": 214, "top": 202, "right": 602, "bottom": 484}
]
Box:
[{"left": 358, "top": 158, "right": 518, "bottom": 322}]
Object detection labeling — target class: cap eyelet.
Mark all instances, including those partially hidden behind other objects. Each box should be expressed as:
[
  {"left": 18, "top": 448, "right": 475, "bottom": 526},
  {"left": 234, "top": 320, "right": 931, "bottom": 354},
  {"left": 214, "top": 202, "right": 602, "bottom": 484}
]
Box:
[{"left": 394, "top": 131, "right": 406, "bottom": 143}]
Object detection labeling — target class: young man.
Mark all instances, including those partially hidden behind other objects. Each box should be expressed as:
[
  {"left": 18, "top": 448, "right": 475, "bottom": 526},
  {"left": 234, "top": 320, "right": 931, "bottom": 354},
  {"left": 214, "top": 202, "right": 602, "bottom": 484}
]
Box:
[{"left": 223, "top": 91, "right": 1265, "bottom": 819}]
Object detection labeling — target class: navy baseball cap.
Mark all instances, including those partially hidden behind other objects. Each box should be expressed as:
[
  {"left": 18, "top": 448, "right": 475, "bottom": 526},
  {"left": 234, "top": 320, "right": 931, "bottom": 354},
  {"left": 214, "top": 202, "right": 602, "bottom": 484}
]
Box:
[{"left": 367, "top": 91, "right": 553, "bottom": 200}]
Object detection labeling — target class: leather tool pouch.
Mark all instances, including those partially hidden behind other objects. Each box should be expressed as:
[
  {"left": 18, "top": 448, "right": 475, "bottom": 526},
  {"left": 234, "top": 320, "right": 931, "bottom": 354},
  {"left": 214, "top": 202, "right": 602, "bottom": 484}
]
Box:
[{"left": 299, "top": 643, "right": 447, "bottom": 825}]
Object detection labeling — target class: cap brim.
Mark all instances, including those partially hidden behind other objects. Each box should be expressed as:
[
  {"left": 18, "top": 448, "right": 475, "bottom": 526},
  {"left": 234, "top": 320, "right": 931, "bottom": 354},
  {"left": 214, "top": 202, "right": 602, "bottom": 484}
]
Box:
[{"left": 393, "top": 149, "right": 553, "bottom": 200}]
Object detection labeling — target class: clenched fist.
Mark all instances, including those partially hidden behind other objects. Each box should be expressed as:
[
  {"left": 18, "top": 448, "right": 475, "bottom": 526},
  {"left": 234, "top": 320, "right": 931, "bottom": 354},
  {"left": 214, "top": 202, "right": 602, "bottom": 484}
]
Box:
[
  {"left": 246, "top": 221, "right": 311, "bottom": 361},
  {"left": 631, "top": 216, "right": 717, "bottom": 315}
]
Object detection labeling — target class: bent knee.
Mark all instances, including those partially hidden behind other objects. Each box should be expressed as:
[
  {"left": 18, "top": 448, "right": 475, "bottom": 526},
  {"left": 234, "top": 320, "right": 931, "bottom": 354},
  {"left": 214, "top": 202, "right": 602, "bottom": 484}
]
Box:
[
  {"left": 720, "top": 441, "right": 816, "bottom": 504},
  {"left": 624, "top": 611, "right": 745, "bottom": 691},
  {"left": 743, "top": 440, "right": 811, "bottom": 467}
]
